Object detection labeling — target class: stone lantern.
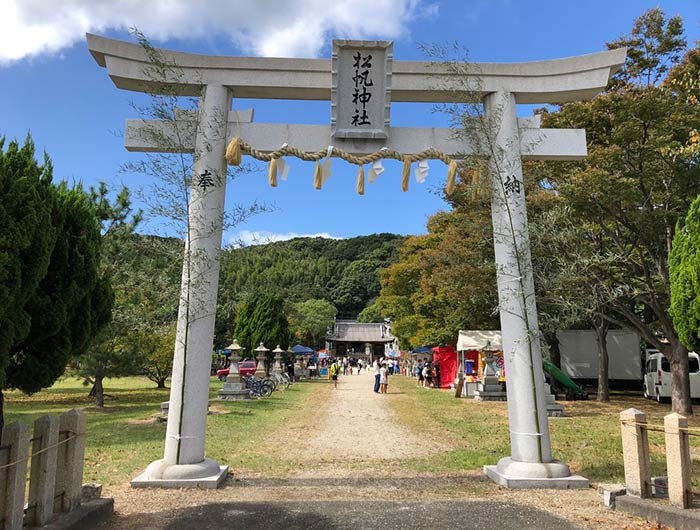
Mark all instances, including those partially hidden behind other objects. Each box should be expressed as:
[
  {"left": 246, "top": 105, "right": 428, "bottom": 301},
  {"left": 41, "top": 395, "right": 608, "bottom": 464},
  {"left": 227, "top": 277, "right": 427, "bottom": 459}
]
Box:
[
  {"left": 227, "top": 339, "right": 243, "bottom": 361},
  {"left": 474, "top": 341, "right": 507, "bottom": 401},
  {"left": 272, "top": 345, "right": 285, "bottom": 375},
  {"left": 254, "top": 343, "right": 269, "bottom": 377},
  {"left": 217, "top": 339, "right": 249, "bottom": 400}
]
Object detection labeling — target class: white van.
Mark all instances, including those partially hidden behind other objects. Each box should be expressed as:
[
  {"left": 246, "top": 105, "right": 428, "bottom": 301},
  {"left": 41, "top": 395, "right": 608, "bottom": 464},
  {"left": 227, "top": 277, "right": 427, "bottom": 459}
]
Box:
[{"left": 643, "top": 351, "right": 700, "bottom": 402}]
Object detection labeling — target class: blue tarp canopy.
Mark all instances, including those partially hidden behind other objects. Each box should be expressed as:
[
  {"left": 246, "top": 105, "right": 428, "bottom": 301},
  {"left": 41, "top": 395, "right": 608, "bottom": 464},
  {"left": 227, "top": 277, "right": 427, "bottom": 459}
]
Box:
[
  {"left": 410, "top": 345, "right": 437, "bottom": 354},
  {"left": 290, "top": 344, "right": 315, "bottom": 355}
]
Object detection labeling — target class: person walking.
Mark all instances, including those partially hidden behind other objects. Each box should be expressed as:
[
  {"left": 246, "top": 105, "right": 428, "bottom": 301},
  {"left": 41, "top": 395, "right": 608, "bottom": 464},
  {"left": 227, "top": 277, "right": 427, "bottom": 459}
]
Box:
[
  {"left": 330, "top": 359, "right": 339, "bottom": 389},
  {"left": 422, "top": 361, "right": 431, "bottom": 388},
  {"left": 435, "top": 358, "right": 441, "bottom": 389},
  {"left": 379, "top": 362, "right": 388, "bottom": 394},
  {"left": 285, "top": 356, "right": 296, "bottom": 382},
  {"left": 373, "top": 358, "right": 381, "bottom": 393},
  {"left": 416, "top": 360, "right": 423, "bottom": 388}
]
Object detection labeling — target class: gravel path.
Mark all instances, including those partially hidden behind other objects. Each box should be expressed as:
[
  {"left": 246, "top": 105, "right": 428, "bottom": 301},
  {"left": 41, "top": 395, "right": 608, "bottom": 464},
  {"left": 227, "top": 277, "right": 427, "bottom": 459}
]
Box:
[
  {"left": 93, "top": 372, "right": 672, "bottom": 530},
  {"left": 301, "top": 370, "right": 442, "bottom": 462}
]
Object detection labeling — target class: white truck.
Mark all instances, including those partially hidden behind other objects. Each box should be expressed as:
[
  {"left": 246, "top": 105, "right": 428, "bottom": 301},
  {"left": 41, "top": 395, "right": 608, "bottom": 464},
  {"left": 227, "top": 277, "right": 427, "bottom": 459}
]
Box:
[
  {"left": 643, "top": 350, "right": 700, "bottom": 402},
  {"left": 556, "top": 329, "right": 643, "bottom": 387}
]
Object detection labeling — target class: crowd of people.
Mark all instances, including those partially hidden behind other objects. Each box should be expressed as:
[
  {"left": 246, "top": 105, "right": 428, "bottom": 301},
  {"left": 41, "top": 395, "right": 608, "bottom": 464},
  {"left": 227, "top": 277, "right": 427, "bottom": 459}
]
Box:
[{"left": 298, "top": 355, "right": 445, "bottom": 395}]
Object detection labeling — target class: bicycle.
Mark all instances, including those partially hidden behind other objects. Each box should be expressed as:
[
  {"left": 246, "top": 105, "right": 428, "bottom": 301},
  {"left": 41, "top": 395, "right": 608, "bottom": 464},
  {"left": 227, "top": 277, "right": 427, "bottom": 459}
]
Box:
[{"left": 242, "top": 375, "right": 274, "bottom": 398}]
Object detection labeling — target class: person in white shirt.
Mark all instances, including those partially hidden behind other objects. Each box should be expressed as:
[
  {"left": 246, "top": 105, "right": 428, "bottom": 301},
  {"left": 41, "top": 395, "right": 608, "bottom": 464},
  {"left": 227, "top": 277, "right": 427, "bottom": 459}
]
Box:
[
  {"left": 373, "top": 358, "right": 381, "bottom": 393},
  {"left": 379, "top": 362, "right": 388, "bottom": 394}
]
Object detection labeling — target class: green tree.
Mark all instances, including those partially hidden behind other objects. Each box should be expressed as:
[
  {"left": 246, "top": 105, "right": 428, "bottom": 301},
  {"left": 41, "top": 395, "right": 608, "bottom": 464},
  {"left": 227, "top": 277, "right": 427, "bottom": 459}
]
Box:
[
  {"left": 233, "top": 293, "right": 292, "bottom": 356},
  {"left": 540, "top": 8, "right": 700, "bottom": 413},
  {"left": 70, "top": 186, "right": 146, "bottom": 406},
  {"left": 0, "top": 135, "right": 112, "bottom": 426},
  {"left": 290, "top": 299, "right": 337, "bottom": 349},
  {"left": 132, "top": 325, "right": 176, "bottom": 389},
  {"left": 0, "top": 136, "right": 56, "bottom": 394},
  {"left": 670, "top": 195, "right": 700, "bottom": 351}
]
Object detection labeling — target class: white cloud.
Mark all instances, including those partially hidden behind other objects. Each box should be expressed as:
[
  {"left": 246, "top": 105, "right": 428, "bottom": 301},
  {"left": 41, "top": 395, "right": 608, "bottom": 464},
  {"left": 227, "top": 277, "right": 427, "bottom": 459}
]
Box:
[
  {"left": 228, "top": 230, "right": 342, "bottom": 248},
  {"left": 0, "top": 0, "right": 436, "bottom": 64}
]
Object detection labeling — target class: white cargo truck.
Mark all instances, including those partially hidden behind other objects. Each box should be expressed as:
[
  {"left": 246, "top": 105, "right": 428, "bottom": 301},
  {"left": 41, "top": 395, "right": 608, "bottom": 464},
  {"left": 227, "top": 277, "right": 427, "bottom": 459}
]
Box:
[{"left": 556, "top": 329, "right": 643, "bottom": 387}]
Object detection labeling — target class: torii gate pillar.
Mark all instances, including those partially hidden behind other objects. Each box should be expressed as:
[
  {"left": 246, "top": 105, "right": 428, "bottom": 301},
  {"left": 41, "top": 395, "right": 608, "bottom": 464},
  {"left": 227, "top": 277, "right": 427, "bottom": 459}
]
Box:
[
  {"left": 483, "top": 91, "right": 586, "bottom": 487},
  {"left": 132, "top": 84, "right": 231, "bottom": 488}
]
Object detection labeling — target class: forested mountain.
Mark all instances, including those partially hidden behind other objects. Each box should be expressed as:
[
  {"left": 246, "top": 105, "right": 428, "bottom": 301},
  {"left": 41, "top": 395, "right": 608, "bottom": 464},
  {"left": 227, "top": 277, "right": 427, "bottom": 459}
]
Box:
[
  {"left": 103, "top": 232, "right": 404, "bottom": 350},
  {"left": 217, "top": 233, "right": 405, "bottom": 321}
]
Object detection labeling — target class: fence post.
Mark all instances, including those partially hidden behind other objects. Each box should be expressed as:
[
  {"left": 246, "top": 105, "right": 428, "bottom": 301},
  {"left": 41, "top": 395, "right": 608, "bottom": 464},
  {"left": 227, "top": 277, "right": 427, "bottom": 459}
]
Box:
[
  {"left": 620, "top": 408, "right": 651, "bottom": 498},
  {"left": 27, "top": 415, "right": 59, "bottom": 526},
  {"left": 664, "top": 412, "right": 692, "bottom": 508},
  {"left": 54, "top": 410, "right": 87, "bottom": 513},
  {"left": 0, "top": 421, "right": 30, "bottom": 530}
]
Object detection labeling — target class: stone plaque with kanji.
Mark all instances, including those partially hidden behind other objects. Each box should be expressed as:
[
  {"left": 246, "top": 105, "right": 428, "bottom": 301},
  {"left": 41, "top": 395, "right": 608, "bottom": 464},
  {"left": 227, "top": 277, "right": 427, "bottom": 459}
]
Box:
[{"left": 331, "top": 40, "right": 392, "bottom": 139}]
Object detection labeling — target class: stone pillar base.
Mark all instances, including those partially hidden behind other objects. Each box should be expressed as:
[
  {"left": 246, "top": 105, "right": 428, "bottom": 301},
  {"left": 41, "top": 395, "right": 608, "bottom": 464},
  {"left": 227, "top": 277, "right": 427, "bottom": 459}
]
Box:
[
  {"left": 217, "top": 388, "right": 250, "bottom": 400},
  {"left": 484, "top": 457, "right": 588, "bottom": 489},
  {"left": 474, "top": 391, "right": 508, "bottom": 401},
  {"left": 217, "top": 379, "right": 250, "bottom": 400},
  {"left": 131, "top": 458, "right": 228, "bottom": 489}
]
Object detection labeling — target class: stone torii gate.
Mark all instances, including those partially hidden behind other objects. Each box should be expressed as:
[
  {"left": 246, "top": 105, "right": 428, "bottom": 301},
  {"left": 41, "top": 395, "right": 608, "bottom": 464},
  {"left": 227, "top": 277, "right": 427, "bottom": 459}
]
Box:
[{"left": 87, "top": 34, "right": 625, "bottom": 489}]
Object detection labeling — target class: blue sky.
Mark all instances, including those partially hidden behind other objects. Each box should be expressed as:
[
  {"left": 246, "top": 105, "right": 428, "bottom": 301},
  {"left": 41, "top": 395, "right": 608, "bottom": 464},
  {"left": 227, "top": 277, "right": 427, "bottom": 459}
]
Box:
[{"left": 2, "top": 0, "right": 699, "bottom": 245}]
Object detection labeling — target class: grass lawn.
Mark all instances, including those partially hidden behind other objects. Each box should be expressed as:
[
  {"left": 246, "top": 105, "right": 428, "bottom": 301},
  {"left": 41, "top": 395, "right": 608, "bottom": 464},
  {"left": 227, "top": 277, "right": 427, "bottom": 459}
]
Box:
[
  {"left": 4, "top": 376, "right": 327, "bottom": 486},
  {"left": 389, "top": 374, "right": 700, "bottom": 484},
  {"left": 8, "top": 373, "right": 700, "bottom": 488}
]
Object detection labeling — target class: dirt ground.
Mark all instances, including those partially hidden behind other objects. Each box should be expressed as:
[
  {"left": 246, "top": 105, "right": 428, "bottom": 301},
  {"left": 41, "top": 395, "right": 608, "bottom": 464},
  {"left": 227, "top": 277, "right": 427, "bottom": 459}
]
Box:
[{"left": 94, "top": 371, "right": 671, "bottom": 530}]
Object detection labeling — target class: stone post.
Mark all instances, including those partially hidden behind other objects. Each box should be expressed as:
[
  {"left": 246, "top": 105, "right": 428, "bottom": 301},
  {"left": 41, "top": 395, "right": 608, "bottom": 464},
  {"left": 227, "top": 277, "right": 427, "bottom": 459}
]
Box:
[
  {"left": 664, "top": 412, "right": 691, "bottom": 508},
  {"left": 482, "top": 91, "right": 581, "bottom": 487},
  {"left": 55, "top": 410, "right": 87, "bottom": 512},
  {"left": 0, "top": 421, "right": 30, "bottom": 530},
  {"left": 28, "top": 415, "right": 59, "bottom": 526},
  {"left": 133, "top": 84, "right": 230, "bottom": 488},
  {"left": 620, "top": 408, "right": 650, "bottom": 498}
]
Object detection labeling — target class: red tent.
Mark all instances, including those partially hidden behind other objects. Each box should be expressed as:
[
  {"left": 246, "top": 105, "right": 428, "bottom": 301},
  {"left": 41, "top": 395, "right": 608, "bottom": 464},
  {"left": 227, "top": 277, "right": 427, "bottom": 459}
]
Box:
[{"left": 432, "top": 345, "right": 457, "bottom": 389}]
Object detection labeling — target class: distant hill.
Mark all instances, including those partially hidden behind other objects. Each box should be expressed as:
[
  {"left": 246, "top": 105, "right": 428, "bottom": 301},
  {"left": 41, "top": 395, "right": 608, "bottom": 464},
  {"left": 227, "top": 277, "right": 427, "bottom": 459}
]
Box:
[{"left": 218, "top": 233, "right": 406, "bottom": 318}]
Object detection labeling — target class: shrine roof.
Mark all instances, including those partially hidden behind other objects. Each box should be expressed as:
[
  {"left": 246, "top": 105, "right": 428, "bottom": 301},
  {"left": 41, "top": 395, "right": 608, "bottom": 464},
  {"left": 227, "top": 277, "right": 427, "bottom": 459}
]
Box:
[{"left": 328, "top": 322, "right": 395, "bottom": 343}]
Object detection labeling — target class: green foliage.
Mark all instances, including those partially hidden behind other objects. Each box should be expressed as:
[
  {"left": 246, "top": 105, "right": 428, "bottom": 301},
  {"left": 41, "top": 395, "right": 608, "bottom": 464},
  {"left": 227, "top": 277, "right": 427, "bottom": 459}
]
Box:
[
  {"left": 357, "top": 302, "right": 384, "bottom": 323},
  {"left": 1, "top": 135, "right": 112, "bottom": 396},
  {"left": 216, "top": 233, "right": 403, "bottom": 326},
  {"left": 670, "top": 195, "right": 700, "bottom": 351},
  {"left": 539, "top": 13, "right": 700, "bottom": 357},
  {"left": 0, "top": 135, "right": 56, "bottom": 389},
  {"left": 533, "top": 9, "right": 700, "bottom": 412},
  {"left": 606, "top": 7, "right": 685, "bottom": 87},
  {"left": 330, "top": 249, "right": 386, "bottom": 317},
  {"left": 130, "top": 325, "right": 176, "bottom": 388},
  {"left": 233, "top": 293, "right": 292, "bottom": 355},
  {"left": 289, "top": 299, "right": 337, "bottom": 349},
  {"left": 74, "top": 233, "right": 181, "bottom": 391}
]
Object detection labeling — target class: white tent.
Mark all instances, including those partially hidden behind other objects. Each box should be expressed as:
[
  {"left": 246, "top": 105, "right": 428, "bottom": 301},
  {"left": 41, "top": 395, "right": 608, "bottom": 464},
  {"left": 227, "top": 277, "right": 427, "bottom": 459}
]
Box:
[{"left": 456, "top": 330, "right": 502, "bottom": 352}]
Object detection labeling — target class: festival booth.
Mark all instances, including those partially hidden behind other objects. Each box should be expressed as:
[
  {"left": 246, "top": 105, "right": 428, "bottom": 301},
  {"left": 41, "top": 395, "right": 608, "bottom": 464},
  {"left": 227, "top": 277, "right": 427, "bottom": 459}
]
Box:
[
  {"left": 317, "top": 350, "right": 330, "bottom": 378},
  {"left": 456, "top": 331, "right": 504, "bottom": 390},
  {"left": 410, "top": 345, "right": 436, "bottom": 362},
  {"left": 432, "top": 345, "right": 458, "bottom": 389},
  {"left": 290, "top": 344, "right": 315, "bottom": 378}
]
